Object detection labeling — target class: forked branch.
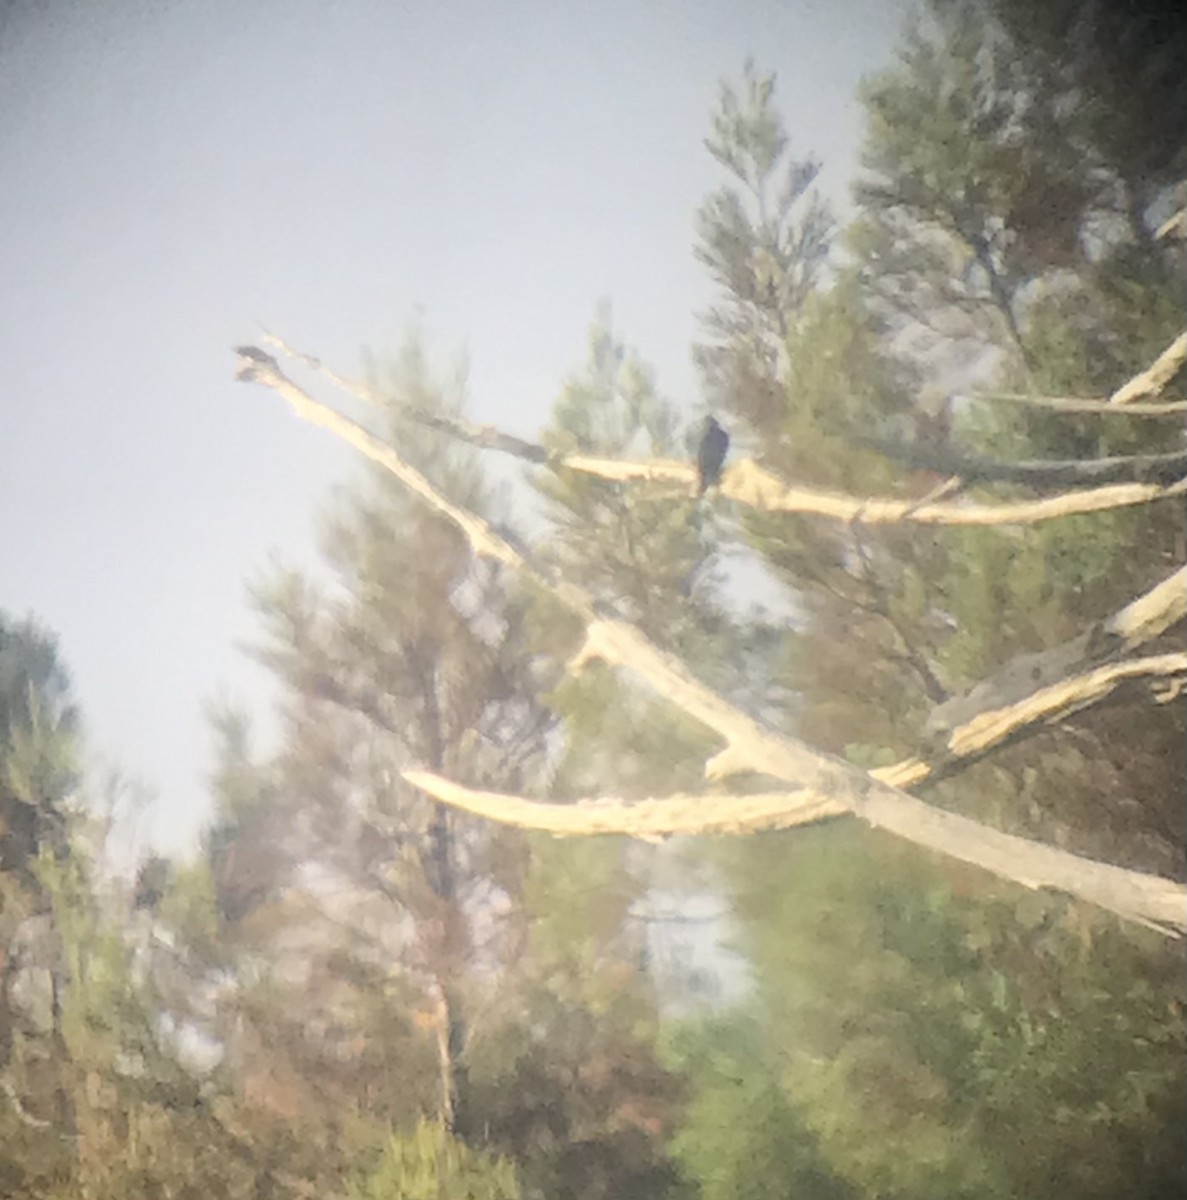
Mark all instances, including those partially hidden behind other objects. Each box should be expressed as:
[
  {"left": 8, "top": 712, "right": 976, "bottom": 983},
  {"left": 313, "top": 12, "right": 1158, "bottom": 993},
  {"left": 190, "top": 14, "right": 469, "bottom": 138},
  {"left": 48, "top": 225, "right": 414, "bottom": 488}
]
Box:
[{"left": 234, "top": 345, "right": 1187, "bottom": 935}]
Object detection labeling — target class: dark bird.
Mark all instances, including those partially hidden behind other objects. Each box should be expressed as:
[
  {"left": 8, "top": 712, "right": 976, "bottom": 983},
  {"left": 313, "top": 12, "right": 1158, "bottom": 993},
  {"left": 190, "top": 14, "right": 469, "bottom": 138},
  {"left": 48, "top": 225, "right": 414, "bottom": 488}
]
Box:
[{"left": 694, "top": 416, "right": 729, "bottom": 496}]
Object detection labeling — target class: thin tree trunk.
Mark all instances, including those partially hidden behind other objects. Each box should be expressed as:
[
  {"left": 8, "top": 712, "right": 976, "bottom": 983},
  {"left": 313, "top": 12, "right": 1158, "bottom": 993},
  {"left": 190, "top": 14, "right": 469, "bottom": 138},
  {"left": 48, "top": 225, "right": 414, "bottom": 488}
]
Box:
[
  {"left": 49, "top": 954, "right": 77, "bottom": 1141},
  {"left": 421, "top": 663, "right": 471, "bottom": 1138}
]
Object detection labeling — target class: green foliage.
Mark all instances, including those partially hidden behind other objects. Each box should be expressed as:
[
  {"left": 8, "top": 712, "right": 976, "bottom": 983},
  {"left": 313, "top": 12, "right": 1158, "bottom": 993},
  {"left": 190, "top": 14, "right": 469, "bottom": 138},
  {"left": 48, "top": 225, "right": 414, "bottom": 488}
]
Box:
[
  {"left": 694, "top": 61, "right": 834, "bottom": 428},
  {"left": 686, "top": 24, "right": 1186, "bottom": 1200},
  {"left": 743, "top": 276, "right": 947, "bottom": 752},
  {"left": 713, "top": 826, "right": 1187, "bottom": 1200},
  {"left": 0, "top": 616, "right": 79, "bottom": 747},
  {"left": 0, "top": 614, "right": 79, "bottom": 881},
  {"left": 982, "top": 0, "right": 1187, "bottom": 198},
  {"left": 200, "top": 331, "right": 554, "bottom": 1153},
  {"left": 532, "top": 312, "right": 759, "bottom": 794},
  {"left": 468, "top": 987, "right": 685, "bottom": 1200},
  {"left": 350, "top": 1120, "right": 520, "bottom": 1200},
  {"left": 664, "top": 1014, "right": 857, "bottom": 1200},
  {"left": 536, "top": 312, "right": 722, "bottom": 643}
]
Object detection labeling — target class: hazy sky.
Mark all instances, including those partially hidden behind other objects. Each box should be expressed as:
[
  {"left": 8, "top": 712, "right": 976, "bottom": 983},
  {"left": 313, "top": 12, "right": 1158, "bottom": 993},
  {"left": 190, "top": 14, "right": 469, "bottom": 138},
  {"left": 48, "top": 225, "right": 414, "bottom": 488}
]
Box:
[{"left": 1, "top": 0, "right": 912, "bottom": 857}]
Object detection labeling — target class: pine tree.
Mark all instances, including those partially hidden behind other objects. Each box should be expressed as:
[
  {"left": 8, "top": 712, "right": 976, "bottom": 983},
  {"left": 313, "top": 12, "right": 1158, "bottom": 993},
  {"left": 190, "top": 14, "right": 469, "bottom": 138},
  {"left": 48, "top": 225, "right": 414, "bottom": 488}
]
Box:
[
  {"left": 202, "top": 333, "right": 554, "bottom": 1153},
  {"left": 683, "top": 26, "right": 1186, "bottom": 1200}
]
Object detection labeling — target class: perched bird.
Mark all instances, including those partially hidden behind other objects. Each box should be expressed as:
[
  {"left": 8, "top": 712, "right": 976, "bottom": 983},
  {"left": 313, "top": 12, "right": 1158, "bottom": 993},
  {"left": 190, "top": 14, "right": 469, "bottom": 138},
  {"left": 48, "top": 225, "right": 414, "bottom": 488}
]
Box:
[{"left": 694, "top": 416, "right": 730, "bottom": 496}]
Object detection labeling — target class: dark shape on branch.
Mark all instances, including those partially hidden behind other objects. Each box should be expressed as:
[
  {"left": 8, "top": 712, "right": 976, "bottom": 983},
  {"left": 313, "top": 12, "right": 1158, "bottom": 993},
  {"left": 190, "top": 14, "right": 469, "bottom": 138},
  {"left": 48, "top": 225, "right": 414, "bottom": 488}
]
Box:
[{"left": 695, "top": 416, "right": 730, "bottom": 495}]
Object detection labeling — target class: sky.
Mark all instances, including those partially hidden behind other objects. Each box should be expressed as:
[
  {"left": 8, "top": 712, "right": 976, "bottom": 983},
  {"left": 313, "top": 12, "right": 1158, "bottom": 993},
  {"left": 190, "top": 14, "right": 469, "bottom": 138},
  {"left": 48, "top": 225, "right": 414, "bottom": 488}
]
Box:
[{"left": 1, "top": 0, "right": 913, "bottom": 858}]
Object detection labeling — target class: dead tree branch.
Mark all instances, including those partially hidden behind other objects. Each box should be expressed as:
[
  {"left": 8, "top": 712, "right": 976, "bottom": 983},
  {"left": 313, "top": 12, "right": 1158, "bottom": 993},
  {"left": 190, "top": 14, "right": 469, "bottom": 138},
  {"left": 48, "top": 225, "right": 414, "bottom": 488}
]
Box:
[
  {"left": 259, "top": 331, "right": 550, "bottom": 462},
  {"left": 853, "top": 438, "right": 1187, "bottom": 488},
  {"left": 402, "top": 774, "right": 843, "bottom": 838},
  {"left": 234, "top": 345, "right": 1187, "bottom": 935},
  {"left": 974, "top": 392, "right": 1187, "bottom": 416},
  {"left": 964, "top": 331, "right": 1187, "bottom": 415},
  {"left": 403, "top": 768, "right": 1185, "bottom": 937},
  {"left": 1108, "top": 330, "right": 1187, "bottom": 405},
  {"left": 887, "top": 652, "right": 1187, "bottom": 791},
  {"left": 927, "top": 565, "right": 1187, "bottom": 736},
  {"left": 726, "top": 459, "right": 1187, "bottom": 525},
  {"left": 247, "top": 341, "right": 1187, "bottom": 528},
  {"left": 1, "top": 1075, "right": 55, "bottom": 1132},
  {"left": 1155, "top": 207, "right": 1187, "bottom": 241}
]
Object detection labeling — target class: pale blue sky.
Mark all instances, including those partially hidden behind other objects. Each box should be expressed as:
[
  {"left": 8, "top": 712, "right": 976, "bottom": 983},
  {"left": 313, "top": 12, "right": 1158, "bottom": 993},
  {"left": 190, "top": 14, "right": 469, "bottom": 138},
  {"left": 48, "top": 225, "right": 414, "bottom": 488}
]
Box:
[{"left": 1, "top": 0, "right": 911, "bottom": 855}]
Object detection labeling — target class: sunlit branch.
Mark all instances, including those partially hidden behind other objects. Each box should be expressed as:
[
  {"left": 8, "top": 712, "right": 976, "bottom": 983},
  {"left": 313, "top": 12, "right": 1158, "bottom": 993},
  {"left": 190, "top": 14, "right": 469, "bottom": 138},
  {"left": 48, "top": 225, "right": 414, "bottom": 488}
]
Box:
[
  {"left": 926, "top": 565, "right": 1187, "bottom": 735},
  {"left": 1108, "top": 330, "right": 1187, "bottom": 405},
  {"left": 245, "top": 340, "right": 1187, "bottom": 527},
  {"left": 1155, "top": 207, "right": 1187, "bottom": 241},
  {"left": 403, "top": 768, "right": 1186, "bottom": 937},
  {"left": 885, "top": 652, "right": 1187, "bottom": 791},
  {"left": 401, "top": 774, "right": 843, "bottom": 837},
  {"left": 726, "top": 459, "right": 1187, "bottom": 525}
]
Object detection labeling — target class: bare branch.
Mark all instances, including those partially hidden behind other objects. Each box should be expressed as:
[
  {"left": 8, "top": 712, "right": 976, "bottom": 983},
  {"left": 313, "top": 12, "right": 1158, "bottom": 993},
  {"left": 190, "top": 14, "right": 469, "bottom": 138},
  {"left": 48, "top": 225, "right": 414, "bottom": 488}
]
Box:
[
  {"left": 725, "top": 458, "right": 1187, "bottom": 525},
  {"left": 1120, "top": 566, "right": 1187, "bottom": 644},
  {"left": 927, "top": 566, "right": 1187, "bottom": 735},
  {"left": 974, "top": 391, "right": 1187, "bottom": 416},
  {"left": 854, "top": 437, "right": 1187, "bottom": 488},
  {"left": 854, "top": 786, "right": 1184, "bottom": 935},
  {"left": 404, "top": 769, "right": 1186, "bottom": 936},
  {"left": 402, "top": 773, "right": 843, "bottom": 837},
  {"left": 1, "top": 1075, "right": 55, "bottom": 1131},
  {"left": 942, "top": 653, "right": 1186, "bottom": 757},
  {"left": 1108, "top": 330, "right": 1187, "bottom": 405},
  {"left": 244, "top": 341, "right": 1187, "bottom": 527},
  {"left": 890, "top": 652, "right": 1187, "bottom": 791},
  {"left": 235, "top": 344, "right": 1187, "bottom": 934},
  {"left": 260, "top": 331, "right": 551, "bottom": 463},
  {"left": 234, "top": 347, "right": 560, "bottom": 587},
  {"left": 1155, "top": 207, "right": 1187, "bottom": 241}
]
